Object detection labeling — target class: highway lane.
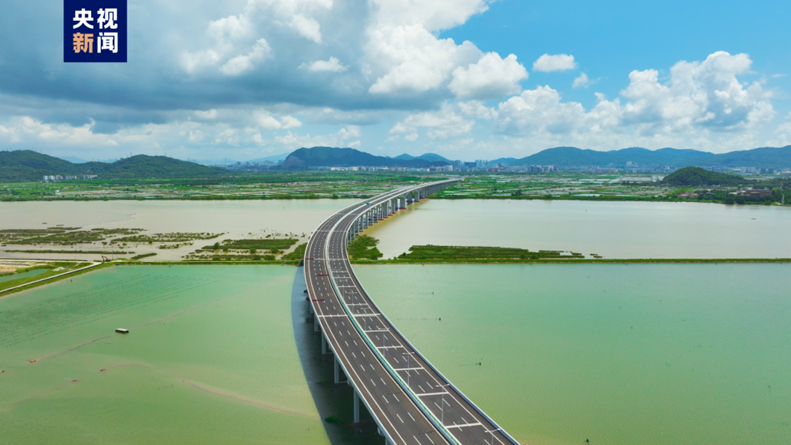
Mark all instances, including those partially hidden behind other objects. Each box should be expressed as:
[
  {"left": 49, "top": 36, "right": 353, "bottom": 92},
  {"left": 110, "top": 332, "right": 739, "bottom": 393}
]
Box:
[{"left": 305, "top": 182, "right": 519, "bottom": 445}]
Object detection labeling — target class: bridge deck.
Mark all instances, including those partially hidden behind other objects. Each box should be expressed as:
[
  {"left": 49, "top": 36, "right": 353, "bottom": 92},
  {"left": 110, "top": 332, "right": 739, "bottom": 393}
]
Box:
[{"left": 305, "top": 182, "right": 518, "bottom": 445}]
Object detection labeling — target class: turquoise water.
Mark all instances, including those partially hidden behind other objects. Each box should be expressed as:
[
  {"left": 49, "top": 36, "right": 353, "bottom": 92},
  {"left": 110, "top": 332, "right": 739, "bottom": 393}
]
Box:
[
  {"left": 0, "top": 269, "right": 46, "bottom": 283},
  {"left": 356, "top": 264, "right": 791, "bottom": 445},
  {"left": 0, "top": 266, "right": 329, "bottom": 445}
]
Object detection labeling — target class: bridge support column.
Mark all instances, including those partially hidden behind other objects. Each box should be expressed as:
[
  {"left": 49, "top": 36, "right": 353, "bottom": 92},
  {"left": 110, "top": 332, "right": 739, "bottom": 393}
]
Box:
[
  {"left": 321, "top": 334, "right": 329, "bottom": 355},
  {"left": 353, "top": 389, "right": 361, "bottom": 423},
  {"left": 334, "top": 356, "right": 345, "bottom": 384},
  {"left": 314, "top": 314, "right": 319, "bottom": 332}
]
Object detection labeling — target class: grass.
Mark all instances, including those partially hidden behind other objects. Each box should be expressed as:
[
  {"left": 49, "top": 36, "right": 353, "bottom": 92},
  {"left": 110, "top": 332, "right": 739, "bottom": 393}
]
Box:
[
  {"left": 348, "top": 235, "right": 383, "bottom": 260},
  {"left": 281, "top": 243, "right": 307, "bottom": 261},
  {"left": 112, "top": 232, "right": 222, "bottom": 244},
  {"left": 0, "top": 262, "right": 93, "bottom": 293},
  {"left": 131, "top": 252, "right": 158, "bottom": 260},
  {"left": 2, "top": 249, "right": 131, "bottom": 254},
  {"left": 212, "top": 238, "right": 298, "bottom": 252},
  {"left": 396, "top": 245, "right": 583, "bottom": 261}
]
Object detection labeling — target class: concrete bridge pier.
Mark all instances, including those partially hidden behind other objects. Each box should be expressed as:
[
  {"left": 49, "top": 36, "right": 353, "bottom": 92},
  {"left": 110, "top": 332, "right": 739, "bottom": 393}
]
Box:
[
  {"left": 333, "top": 355, "right": 347, "bottom": 384},
  {"left": 321, "top": 333, "right": 329, "bottom": 355},
  {"left": 353, "top": 389, "right": 361, "bottom": 423}
]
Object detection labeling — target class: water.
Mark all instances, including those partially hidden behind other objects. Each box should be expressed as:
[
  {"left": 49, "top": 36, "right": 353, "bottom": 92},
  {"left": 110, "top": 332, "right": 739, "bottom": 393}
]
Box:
[
  {"left": 355, "top": 263, "right": 791, "bottom": 445},
  {"left": 0, "top": 200, "right": 353, "bottom": 261},
  {"left": 0, "top": 265, "right": 330, "bottom": 445},
  {"left": 364, "top": 199, "right": 791, "bottom": 259},
  {"left": 0, "top": 269, "right": 46, "bottom": 283}
]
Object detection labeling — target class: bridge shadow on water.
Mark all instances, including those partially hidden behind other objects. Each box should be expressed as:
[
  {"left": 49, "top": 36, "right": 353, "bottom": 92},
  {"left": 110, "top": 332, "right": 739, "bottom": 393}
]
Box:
[{"left": 290, "top": 266, "right": 383, "bottom": 445}]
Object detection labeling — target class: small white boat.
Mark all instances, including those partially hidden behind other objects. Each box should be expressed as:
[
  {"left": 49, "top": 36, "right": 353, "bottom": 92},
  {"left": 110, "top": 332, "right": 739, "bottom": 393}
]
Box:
[{"left": 115, "top": 328, "right": 129, "bottom": 334}]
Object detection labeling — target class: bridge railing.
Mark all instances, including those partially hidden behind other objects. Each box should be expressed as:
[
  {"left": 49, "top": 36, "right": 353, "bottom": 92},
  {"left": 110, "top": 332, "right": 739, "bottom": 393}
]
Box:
[
  {"left": 344, "top": 180, "right": 522, "bottom": 445},
  {"left": 326, "top": 183, "right": 466, "bottom": 444}
]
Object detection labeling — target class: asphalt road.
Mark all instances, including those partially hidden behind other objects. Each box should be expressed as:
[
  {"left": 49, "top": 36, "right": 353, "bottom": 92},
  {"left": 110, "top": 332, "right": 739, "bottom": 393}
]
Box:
[{"left": 304, "top": 182, "right": 518, "bottom": 445}]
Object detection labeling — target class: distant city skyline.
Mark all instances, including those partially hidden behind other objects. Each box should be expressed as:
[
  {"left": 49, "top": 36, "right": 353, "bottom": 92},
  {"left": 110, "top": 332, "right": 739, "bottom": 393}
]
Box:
[{"left": 1, "top": 0, "right": 790, "bottom": 161}]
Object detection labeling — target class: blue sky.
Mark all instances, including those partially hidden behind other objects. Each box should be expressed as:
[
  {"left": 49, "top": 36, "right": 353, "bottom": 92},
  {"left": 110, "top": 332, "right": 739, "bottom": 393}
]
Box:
[{"left": 1, "top": 0, "right": 789, "bottom": 162}]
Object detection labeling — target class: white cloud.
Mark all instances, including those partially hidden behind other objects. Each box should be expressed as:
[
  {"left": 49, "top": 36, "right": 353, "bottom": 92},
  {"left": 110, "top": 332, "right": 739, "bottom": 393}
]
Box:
[
  {"left": 572, "top": 73, "right": 590, "bottom": 88},
  {"left": 370, "top": 0, "right": 489, "bottom": 32},
  {"left": 533, "top": 53, "right": 577, "bottom": 72},
  {"left": 254, "top": 111, "right": 302, "bottom": 130},
  {"left": 497, "top": 51, "right": 774, "bottom": 141},
  {"left": 299, "top": 57, "right": 348, "bottom": 72},
  {"left": 246, "top": 0, "right": 333, "bottom": 43},
  {"left": 367, "top": 25, "right": 481, "bottom": 94},
  {"left": 390, "top": 104, "right": 474, "bottom": 140},
  {"left": 220, "top": 39, "right": 272, "bottom": 76},
  {"left": 449, "top": 53, "right": 528, "bottom": 100},
  {"left": 275, "top": 125, "right": 361, "bottom": 148},
  {"left": 620, "top": 51, "right": 773, "bottom": 131}
]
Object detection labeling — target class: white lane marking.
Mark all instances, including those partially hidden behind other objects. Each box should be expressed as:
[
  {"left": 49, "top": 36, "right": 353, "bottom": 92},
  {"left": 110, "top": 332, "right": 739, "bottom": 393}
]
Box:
[
  {"left": 370, "top": 378, "right": 377, "bottom": 387},
  {"left": 382, "top": 394, "right": 389, "bottom": 404},
  {"left": 408, "top": 412, "right": 415, "bottom": 421},
  {"left": 419, "top": 392, "right": 449, "bottom": 397},
  {"left": 446, "top": 423, "right": 483, "bottom": 429},
  {"left": 396, "top": 413, "right": 403, "bottom": 423}
]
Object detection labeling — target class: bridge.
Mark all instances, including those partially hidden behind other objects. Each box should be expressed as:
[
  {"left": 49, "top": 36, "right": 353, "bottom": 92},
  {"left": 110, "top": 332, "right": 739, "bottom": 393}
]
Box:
[{"left": 304, "top": 180, "right": 521, "bottom": 445}]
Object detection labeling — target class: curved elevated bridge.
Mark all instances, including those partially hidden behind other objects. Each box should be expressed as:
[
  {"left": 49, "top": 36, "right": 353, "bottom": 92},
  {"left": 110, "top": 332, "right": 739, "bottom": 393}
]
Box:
[{"left": 304, "top": 180, "right": 520, "bottom": 445}]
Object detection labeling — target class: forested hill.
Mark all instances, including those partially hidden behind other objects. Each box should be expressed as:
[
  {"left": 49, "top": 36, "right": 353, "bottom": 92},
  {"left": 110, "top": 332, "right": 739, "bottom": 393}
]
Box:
[
  {"left": 280, "top": 146, "right": 447, "bottom": 169},
  {"left": 0, "top": 150, "right": 226, "bottom": 182},
  {"left": 662, "top": 167, "right": 746, "bottom": 186},
  {"left": 513, "top": 145, "right": 791, "bottom": 168}
]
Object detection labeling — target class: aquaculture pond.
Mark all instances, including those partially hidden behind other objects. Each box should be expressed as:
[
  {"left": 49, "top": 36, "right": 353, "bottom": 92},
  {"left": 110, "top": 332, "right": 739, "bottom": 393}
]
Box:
[
  {"left": 356, "top": 263, "right": 791, "bottom": 445},
  {"left": 0, "top": 265, "right": 330, "bottom": 445}
]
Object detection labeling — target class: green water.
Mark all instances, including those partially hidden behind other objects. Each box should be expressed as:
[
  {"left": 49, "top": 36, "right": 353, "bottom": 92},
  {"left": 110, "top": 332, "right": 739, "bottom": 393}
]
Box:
[
  {"left": 356, "top": 264, "right": 791, "bottom": 445},
  {"left": 0, "top": 266, "right": 329, "bottom": 445},
  {"left": 0, "top": 269, "right": 46, "bottom": 283}
]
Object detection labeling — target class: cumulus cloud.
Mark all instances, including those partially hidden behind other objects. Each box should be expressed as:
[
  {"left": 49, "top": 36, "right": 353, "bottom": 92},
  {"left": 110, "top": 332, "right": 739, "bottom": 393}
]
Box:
[
  {"left": 533, "top": 54, "right": 577, "bottom": 72},
  {"left": 254, "top": 111, "right": 302, "bottom": 129},
  {"left": 367, "top": 25, "right": 481, "bottom": 94},
  {"left": 449, "top": 53, "right": 528, "bottom": 100},
  {"left": 390, "top": 104, "right": 474, "bottom": 140},
  {"left": 276, "top": 125, "right": 361, "bottom": 147},
  {"left": 496, "top": 51, "right": 774, "bottom": 140},
  {"left": 572, "top": 73, "right": 590, "bottom": 88},
  {"left": 220, "top": 39, "right": 272, "bottom": 76},
  {"left": 299, "top": 57, "right": 348, "bottom": 72},
  {"left": 370, "top": 0, "right": 489, "bottom": 32}
]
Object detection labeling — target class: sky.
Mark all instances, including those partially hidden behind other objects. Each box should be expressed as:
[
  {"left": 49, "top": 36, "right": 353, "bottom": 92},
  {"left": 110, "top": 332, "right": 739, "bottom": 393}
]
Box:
[{"left": 1, "top": 0, "right": 790, "bottom": 162}]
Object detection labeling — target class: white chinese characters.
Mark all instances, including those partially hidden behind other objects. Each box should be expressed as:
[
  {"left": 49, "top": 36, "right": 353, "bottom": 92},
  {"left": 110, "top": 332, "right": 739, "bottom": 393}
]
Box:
[
  {"left": 97, "top": 32, "right": 118, "bottom": 53},
  {"left": 72, "top": 8, "right": 93, "bottom": 29},
  {"left": 98, "top": 8, "right": 118, "bottom": 29}
]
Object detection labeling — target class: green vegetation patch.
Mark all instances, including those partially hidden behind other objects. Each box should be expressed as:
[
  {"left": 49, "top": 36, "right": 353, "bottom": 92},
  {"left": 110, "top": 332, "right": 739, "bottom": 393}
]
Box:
[
  {"left": 1, "top": 249, "right": 130, "bottom": 254},
  {"left": 223, "top": 238, "right": 297, "bottom": 251},
  {"left": 398, "top": 245, "right": 584, "bottom": 261},
  {"left": 663, "top": 167, "right": 745, "bottom": 186},
  {"left": 0, "top": 262, "right": 86, "bottom": 292},
  {"left": 281, "top": 243, "right": 307, "bottom": 261},
  {"left": 112, "top": 232, "right": 222, "bottom": 244},
  {"left": 131, "top": 253, "right": 158, "bottom": 260},
  {"left": 348, "top": 235, "right": 383, "bottom": 260}
]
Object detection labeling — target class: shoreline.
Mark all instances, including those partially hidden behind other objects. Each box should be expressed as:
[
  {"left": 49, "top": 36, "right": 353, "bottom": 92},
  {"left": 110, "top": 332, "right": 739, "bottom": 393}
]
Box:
[{"left": 2, "top": 257, "right": 788, "bottom": 297}]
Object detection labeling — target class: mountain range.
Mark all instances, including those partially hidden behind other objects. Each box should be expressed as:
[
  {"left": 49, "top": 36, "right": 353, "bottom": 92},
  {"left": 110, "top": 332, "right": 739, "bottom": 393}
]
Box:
[
  {"left": 280, "top": 147, "right": 448, "bottom": 169},
  {"left": 0, "top": 150, "right": 225, "bottom": 182},
  {"left": 512, "top": 146, "right": 791, "bottom": 168}
]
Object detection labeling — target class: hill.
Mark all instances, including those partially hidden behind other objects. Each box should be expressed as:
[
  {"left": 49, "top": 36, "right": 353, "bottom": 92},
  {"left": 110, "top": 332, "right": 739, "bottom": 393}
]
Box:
[
  {"left": 393, "top": 153, "right": 452, "bottom": 163},
  {"left": 662, "top": 167, "right": 745, "bottom": 186},
  {"left": 512, "top": 145, "right": 791, "bottom": 168},
  {"left": 281, "top": 147, "right": 448, "bottom": 169},
  {"left": 0, "top": 150, "right": 226, "bottom": 182}
]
